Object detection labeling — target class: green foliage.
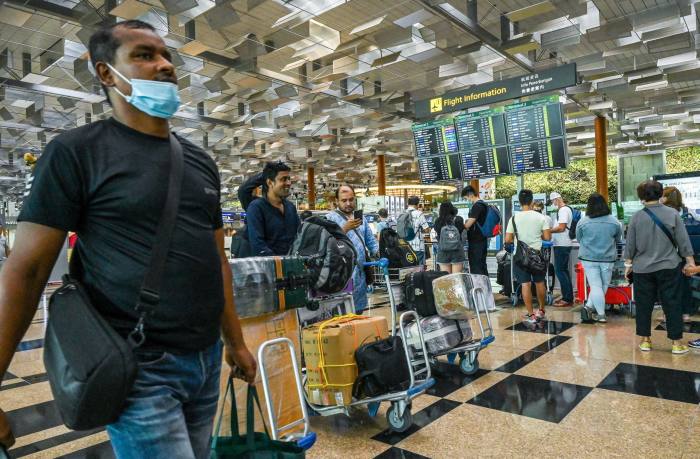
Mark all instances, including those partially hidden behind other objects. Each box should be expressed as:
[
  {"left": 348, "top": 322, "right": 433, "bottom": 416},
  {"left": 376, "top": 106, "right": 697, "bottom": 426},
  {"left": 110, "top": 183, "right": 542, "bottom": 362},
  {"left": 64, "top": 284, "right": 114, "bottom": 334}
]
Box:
[
  {"left": 666, "top": 147, "right": 700, "bottom": 174},
  {"left": 495, "top": 159, "right": 618, "bottom": 205}
]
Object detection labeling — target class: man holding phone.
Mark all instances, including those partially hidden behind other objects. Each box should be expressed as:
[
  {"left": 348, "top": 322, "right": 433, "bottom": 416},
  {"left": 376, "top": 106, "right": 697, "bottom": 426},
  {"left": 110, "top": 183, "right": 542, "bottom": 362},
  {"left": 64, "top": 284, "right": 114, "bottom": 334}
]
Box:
[{"left": 326, "top": 185, "right": 379, "bottom": 313}]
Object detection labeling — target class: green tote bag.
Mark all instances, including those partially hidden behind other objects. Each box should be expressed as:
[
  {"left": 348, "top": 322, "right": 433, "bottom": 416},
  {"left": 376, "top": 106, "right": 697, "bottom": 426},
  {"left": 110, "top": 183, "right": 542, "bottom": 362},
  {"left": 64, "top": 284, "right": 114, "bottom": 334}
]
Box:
[{"left": 211, "top": 376, "right": 305, "bottom": 459}]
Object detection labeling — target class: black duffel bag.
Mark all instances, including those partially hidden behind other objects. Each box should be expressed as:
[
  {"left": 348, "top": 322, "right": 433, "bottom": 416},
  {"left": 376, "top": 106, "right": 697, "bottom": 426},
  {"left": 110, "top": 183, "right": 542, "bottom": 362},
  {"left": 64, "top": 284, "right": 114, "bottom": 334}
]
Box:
[
  {"left": 404, "top": 270, "right": 448, "bottom": 317},
  {"left": 353, "top": 335, "right": 410, "bottom": 399},
  {"left": 43, "top": 135, "right": 183, "bottom": 430},
  {"left": 511, "top": 216, "right": 547, "bottom": 275}
]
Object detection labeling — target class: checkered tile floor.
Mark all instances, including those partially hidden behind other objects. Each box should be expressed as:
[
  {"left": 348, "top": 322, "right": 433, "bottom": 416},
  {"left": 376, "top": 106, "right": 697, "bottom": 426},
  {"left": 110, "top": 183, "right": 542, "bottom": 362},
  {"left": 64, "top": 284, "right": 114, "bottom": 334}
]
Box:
[{"left": 2, "top": 296, "right": 699, "bottom": 458}]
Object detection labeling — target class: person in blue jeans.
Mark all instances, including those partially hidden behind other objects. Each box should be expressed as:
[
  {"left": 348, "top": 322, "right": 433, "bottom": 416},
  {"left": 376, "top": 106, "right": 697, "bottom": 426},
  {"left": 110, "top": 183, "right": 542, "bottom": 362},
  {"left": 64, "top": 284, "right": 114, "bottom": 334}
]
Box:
[
  {"left": 0, "top": 21, "right": 257, "bottom": 459},
  {"left": 549, "top": 192, "right": 575, "bottom": 306},
  {"left": 575, "top": 193, "right": 623, "bottom": 323}
]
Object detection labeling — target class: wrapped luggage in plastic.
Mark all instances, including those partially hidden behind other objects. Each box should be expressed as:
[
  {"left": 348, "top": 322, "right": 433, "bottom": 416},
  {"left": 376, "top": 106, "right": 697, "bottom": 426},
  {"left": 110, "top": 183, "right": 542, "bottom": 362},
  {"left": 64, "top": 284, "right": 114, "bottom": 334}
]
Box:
[
  {"left": 404, "top": 315, "right": 472, "bottom": 354},
  {"left": 217, "top": 310, "right": 303, "bottom": 438},
  {"left": 432, "top": 273, "right": 496, "bottom": 320},
  {"left": 230, "top": 256, "right": 311, "bottom": 318},
  {"left": 302, "top": 315, "right": 388, "bottom": 406}
]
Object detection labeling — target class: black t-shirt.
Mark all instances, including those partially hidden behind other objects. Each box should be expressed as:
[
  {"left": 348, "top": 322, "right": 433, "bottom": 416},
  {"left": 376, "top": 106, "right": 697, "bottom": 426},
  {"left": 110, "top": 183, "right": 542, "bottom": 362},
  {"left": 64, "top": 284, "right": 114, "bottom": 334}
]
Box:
[
  {"left": 467, "top": 201, "right": 488, "bottom": 242},
  {"left": 19, "top": 118, "right": 224, "bottom": 352}
]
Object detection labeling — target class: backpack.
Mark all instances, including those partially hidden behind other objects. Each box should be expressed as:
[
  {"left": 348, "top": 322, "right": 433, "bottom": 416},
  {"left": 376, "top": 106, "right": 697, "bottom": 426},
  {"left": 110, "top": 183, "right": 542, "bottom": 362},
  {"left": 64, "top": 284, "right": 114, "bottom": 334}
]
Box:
[
  {"left": 379, "top": 227, "right": 419, "bottom": 272},
  {"left": 476, "top": 202, "right": 501, "bottom": 238},
  {"left": 682, "top": 211, "right": 700, "bottom": 255},
  {"left": 289, "top": 216, "right": 357, "bottom": 294},
  {"left": 352, "top": 335, "right": 410, "bottom": 399},
  {"left": 230, "top": 225, "right": 253, "bottom": 258},
  {"left": 396, "top": 209, "right": 416, "bottom": 241},
  {"left": 565, "top": 206, "right": 582, "bottom": 240},
  {"left": 439, "top": 220, "right": 462, "bottom": 251}
]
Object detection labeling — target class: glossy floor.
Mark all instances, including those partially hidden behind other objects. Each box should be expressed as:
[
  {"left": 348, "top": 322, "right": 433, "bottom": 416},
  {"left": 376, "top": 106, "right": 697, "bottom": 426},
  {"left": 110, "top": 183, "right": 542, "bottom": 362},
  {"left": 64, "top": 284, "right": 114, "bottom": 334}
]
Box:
[{"left": 2, "top": 295, "right": 699, "bottom": 458}]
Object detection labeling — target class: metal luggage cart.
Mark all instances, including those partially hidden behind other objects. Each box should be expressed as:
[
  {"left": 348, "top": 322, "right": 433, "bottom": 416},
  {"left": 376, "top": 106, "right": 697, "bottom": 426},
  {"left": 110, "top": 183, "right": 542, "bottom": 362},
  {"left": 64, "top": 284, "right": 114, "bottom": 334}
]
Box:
[
  {"left": 509, "top": 240, "right": 555, "bottom": 307},
  {"left": 294, "top": 259, "right": 435, "bottom": 433},
  {"left": 425, "top": 286, "right": 496, "bottom": 376}
]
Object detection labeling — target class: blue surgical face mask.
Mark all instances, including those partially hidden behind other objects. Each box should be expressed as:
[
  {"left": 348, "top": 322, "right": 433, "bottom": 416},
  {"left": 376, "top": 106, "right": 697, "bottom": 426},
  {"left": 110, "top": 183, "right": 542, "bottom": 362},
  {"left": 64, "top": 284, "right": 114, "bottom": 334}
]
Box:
[{"left": 107, "top": 64, "right": 180, "bottom": 119}]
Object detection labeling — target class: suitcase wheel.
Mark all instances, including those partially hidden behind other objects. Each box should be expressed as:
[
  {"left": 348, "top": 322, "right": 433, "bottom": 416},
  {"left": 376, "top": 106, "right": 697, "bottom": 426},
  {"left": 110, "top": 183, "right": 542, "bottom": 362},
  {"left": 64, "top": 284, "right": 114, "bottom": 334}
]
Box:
[
  {"left": 387, "top": 403, "right": 413, "bottom": 433},
  {"left": 459, "top": 356, "right": 479, "bottom": 376}
]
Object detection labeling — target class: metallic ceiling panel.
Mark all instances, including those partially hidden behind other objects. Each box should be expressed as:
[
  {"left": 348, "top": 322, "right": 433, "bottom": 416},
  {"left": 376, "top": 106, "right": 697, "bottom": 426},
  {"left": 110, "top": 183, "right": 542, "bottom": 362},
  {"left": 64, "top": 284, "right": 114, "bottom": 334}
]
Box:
[
  {"left": 646, "top": 32, "right": 693, "bottom": 53},
  {"left": 507, "top": 1, "right": 556, "bottom": 22},
  {"left": 350, "top": 15, "right": 387, "bottom": 35},
  {"left": 541, "top": 25, "right": 581, "bottom": 49},
  {"left": 109, "top": 0, "right": 152, "bottom": 20},
  {"left": 203, "top": 2, "right": 240, "bottom": 31},
  {"left": 585, "top": 17, "right": 633, "bottom": 43},
  {"left": 160, "top": 0, "right": 198, "bottom": 16},
  {"left": 373, "top": 25, "right": 413, "bottom": 49},
  {"left": 394, "top": 9, "right": 434, "bottom": 28}
]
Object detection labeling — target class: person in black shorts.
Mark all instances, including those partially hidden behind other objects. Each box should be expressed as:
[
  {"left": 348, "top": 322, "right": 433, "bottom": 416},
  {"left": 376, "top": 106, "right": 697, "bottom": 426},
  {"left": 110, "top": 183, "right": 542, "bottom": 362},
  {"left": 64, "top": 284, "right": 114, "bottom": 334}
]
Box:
[{"left": 462, "top": 185, "right": 489, "bottom": 276}]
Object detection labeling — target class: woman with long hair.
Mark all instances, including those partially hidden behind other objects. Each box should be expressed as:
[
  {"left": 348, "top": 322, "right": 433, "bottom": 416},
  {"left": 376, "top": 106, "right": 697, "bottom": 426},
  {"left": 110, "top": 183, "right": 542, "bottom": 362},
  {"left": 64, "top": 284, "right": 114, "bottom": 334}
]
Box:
[
  {"left": 575, "top": 193, "right": 622, "bottom": 323},
  {"left": 434, "top": 201, "right": 466, "bottom": 273}
]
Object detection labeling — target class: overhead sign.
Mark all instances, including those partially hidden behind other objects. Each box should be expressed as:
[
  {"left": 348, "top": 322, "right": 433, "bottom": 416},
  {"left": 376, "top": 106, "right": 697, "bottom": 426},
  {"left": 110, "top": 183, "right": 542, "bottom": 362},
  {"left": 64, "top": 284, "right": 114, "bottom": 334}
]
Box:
[{"left": 415, "top": 63, "right": 577, "bottom": 118}]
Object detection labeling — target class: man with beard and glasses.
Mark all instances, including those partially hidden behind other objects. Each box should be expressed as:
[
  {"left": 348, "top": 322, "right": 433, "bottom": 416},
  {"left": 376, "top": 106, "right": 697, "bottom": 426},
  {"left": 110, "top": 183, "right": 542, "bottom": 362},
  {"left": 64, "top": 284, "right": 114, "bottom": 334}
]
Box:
[
  {"left": 246, "top": 161, "right": 301, "bottom": 256},
  {"left": 326, "top": 184, "right": 379, "bottom": 313},
  {"left": 0, "top": 20, "right": 256, "bottom": 459}
]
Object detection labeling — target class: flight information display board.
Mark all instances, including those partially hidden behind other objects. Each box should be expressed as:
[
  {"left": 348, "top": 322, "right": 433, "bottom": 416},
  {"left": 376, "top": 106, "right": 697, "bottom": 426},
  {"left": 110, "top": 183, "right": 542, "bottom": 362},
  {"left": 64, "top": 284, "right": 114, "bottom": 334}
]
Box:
[
  {"left": 505, "top": 99, "right": 564, "bottom": 144},
  {"left": 412, "top": 119, "right": 459, "bottom": 157},
  {"left": 455, "top": 108, "right": 507, "bottom": 151},
  {"left": 418, "top": 154, "right": 462, "bottom": 183},
  {"left": 510, "top": 137, "right": 568, "bottom": 174},
  {"left": 412, "top": 96, "right": 568, "bottom": 183},
  {"left": 460, "top": 146, "right": 511, "bottom": 179}
]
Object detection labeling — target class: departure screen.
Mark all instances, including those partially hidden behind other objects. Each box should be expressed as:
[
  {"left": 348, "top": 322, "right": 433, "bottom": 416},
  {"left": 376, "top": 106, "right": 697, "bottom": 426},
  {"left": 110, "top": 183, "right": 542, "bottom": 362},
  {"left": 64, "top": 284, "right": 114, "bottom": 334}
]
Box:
[
  {"left": 418, "top": 154, "right": 463, "bottom": 183},
  {"left": 460, "top": 146, "right": 512, "bottom": 179},
  {"left": 509, "top": 137, "right": 568, "bottom": 174},
  {"left": 412, "top": 119, "right": 459, "bottom": 157}
]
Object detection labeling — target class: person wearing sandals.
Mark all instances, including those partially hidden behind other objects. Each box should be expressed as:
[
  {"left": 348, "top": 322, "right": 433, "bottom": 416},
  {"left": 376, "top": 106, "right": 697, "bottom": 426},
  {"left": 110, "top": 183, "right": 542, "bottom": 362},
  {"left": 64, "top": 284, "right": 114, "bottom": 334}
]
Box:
[
  {"left": 575, "top": 193, "right": 622, "bottom": 323},
  {"left": 624, "top": 180, "right": 696, "bottom": 355},
  {"left": 505, "top": 189, "right": 552, "bottom": 324}
]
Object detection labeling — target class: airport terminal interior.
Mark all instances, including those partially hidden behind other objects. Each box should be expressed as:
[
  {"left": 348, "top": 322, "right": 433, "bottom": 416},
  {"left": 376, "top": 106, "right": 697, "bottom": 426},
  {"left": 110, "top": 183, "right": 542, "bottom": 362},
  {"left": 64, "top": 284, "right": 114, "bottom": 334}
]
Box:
[{"left": 1, "top": 0, "right": 700, "bottom": 457}]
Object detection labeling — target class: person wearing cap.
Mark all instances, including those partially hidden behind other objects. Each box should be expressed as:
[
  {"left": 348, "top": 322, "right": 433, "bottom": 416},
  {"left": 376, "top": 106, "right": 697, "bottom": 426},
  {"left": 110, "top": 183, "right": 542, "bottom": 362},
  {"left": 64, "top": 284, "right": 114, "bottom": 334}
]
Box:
[{"left": 549, "top": 192, "right": 575, "bottom": 307}]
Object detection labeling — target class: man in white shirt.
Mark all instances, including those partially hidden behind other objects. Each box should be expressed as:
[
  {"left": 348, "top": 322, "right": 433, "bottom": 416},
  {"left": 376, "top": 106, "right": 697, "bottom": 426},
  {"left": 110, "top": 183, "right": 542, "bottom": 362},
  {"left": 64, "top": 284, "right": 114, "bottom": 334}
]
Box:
[
  {"left": 406, "top": 196, "right": 430, "bottom": 266},
  {"left": 505, "top": 189, "right": 552, "bottom": 324},
  {"left": 549, "top": 192, "right": 574, "bottom": 306}
]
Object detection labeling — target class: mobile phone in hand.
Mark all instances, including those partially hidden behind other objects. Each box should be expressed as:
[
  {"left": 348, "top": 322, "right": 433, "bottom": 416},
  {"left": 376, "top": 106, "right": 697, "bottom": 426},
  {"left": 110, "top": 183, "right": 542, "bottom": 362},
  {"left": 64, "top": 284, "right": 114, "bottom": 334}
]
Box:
[{"left": 353, "top": 210, "right": 363, "bottom": 220}]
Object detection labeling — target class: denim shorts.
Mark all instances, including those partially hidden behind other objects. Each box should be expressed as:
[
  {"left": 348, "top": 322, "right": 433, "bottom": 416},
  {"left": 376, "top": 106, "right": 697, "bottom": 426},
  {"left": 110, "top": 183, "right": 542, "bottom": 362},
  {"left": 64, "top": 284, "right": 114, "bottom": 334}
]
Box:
[
  {"left": 513, "top": 261, "right": 546, "bottom": 284},
  {"left": 438, "top": 248, "right": 466, "bottom": 264}
]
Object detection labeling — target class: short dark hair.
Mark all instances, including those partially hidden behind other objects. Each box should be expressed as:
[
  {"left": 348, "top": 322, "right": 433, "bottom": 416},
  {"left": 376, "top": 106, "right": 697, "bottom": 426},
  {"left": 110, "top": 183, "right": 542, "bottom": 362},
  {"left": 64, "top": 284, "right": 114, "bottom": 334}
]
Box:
[
  {"left": 408, "top": 196, "right": 420, "bottom": 206},
  {"left": 461, "top": 185, "right": 477, "bottom": 198},
  {"left": 636, "top": 180, "right": 663, "bottom": 202},
  {"left": 518, "top": 189, "right": 534, "bottom": 206},
  {"left": 88, "top": 20, "right": 157, "bottom": 105},
  {"left": 262, "top": 161, "right": 291, "bottom": 194},
  {"left": 378, "top": 208, "right": 388, "bottom": 218},
  {"left": 586, "top": 193, "right": 611, "bottom": 218},
  {"left": 335, "top": 184, "right": 355, "bottom": 199}
]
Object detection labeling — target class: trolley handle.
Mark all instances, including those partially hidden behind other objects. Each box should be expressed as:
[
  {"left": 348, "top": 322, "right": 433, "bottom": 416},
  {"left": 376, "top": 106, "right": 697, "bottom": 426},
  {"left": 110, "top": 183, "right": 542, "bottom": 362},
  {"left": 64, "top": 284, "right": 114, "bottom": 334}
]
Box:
[
  {"left": 363, "top": 258, "right": 389, "bottom": 274},
  {"left": 542, "top": 240, "right": 554, "bottom": 249}
]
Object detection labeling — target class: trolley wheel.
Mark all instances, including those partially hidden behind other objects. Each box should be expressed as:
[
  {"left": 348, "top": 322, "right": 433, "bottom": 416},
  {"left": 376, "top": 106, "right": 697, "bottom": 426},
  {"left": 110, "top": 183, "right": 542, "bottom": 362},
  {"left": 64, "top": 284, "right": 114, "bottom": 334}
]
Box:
[
  {"left": 386, "top": 404, "right": 413, "bottom": 433},
  {"left": 459, "top": 356, "right": 479, "bottom": 376}
]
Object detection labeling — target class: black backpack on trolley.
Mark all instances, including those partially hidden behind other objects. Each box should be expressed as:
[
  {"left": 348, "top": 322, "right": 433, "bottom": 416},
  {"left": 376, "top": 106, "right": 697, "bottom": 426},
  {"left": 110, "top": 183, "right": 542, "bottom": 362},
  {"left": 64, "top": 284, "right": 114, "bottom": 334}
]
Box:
[
  {"left": 404, "top": 271, "right": 448, "bottom": 317},
  {"left": 379, "top": 228, "right": 419, "bottom": 274}
]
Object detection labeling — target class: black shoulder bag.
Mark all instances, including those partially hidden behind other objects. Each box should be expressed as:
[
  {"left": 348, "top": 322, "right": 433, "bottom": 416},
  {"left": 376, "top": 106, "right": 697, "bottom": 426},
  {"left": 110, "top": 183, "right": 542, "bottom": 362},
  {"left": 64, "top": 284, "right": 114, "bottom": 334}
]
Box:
[
  {"left": 512, "top": 215, "right": 547, "bottom": 275},
  {"left": 43, "top": 134, "right": 184, "bottom": 431},
  {"left": 334, "top": 210, "right": 374, "bottom": 286}
]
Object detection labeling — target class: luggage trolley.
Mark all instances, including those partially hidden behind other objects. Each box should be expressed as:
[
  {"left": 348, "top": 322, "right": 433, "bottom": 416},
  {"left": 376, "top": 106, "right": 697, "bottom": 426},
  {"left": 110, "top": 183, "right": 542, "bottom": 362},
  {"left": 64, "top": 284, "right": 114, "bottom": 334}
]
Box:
[
  {"left": 299, "top": 259, "right": 435, "bottom": 433},
  {"left": 578, "top": 242, "right": 635, "bottom": 318},
  {"left": 508, "top": 240, "right": 555, "bottom": 307},
  {"left": 425, "top": 286, "right": 496, "bottom": 375}
]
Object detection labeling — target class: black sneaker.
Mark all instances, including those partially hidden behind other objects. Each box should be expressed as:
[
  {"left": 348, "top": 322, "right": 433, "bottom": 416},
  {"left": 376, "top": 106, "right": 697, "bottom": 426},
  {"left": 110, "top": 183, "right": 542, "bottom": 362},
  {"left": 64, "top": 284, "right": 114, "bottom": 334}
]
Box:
[{"left": 689, "top": 338, "right": 700, "bottom": 349}]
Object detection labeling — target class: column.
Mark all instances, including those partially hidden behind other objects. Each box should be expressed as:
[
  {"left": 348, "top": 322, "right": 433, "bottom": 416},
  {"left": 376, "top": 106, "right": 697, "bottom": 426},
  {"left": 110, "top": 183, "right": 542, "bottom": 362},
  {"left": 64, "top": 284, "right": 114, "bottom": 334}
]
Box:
[
  {"left": 377, "top": 154, "right": 386, "bottom": 196},
  {"left": 307, "top": 166, "right": 316, "bottom": 210},
  {"left": 594, "top": 116, "right": 609, "bottom": 202}
]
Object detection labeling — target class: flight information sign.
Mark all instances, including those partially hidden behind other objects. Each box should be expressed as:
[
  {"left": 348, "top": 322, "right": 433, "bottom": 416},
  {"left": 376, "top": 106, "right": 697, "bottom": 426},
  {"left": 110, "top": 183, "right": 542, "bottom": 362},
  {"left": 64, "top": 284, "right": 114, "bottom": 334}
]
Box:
[
  {"left": 455, "top": 108, "right": 507, "bottom": 151},
  {"left": 460, "top": 146, "right": 512, "bottom": 179},
  {"left": 418, "top": 154, "right": 462, "bottom": 183},
  {"left": 412, "top": 118, "right": 459, "bottom": 157},
  {"left": 509, "top": 137, "right": 568, "bottom": 174},
  {"left": 505, "top": 99, "right": 564, "bottom": 144}
]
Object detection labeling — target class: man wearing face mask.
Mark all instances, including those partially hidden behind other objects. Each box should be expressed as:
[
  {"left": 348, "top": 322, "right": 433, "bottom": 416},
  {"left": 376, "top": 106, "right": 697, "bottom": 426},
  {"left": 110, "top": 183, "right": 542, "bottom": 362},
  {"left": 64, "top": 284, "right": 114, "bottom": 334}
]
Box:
[
  {"left": 246, "top": 161, "right": 301, "bottom": 256},
  {"left": 326, "top": 185, "right": 379, "bottom": 313},
  {"left": 549, "top": 192, "right": 575, "bottom": 307},
  {"left": 0, "top": 20, "right": 256, "bottom": 459}
]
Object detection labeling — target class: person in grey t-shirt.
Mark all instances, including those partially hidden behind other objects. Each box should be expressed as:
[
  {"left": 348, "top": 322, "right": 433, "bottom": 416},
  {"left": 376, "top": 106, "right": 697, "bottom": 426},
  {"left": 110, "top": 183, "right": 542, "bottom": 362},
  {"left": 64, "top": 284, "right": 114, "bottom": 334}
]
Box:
[{"left": 624, "top": 180, "right": 696, "bottom": 355}]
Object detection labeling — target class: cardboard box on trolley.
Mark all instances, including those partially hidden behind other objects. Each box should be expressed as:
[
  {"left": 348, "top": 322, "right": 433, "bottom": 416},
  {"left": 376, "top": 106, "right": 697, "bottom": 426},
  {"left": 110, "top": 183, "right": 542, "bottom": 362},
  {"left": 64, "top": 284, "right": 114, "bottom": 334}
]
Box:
[{"left": 302, "top": 315, "right": 388, "bottom": 406}]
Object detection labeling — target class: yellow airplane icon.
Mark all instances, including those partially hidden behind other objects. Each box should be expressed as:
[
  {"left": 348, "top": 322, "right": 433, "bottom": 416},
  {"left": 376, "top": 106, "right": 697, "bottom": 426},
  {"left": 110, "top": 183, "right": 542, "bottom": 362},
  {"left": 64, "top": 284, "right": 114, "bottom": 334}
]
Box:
[{"left": 430, "top": 97, "right": 442, "bottom": 113}]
